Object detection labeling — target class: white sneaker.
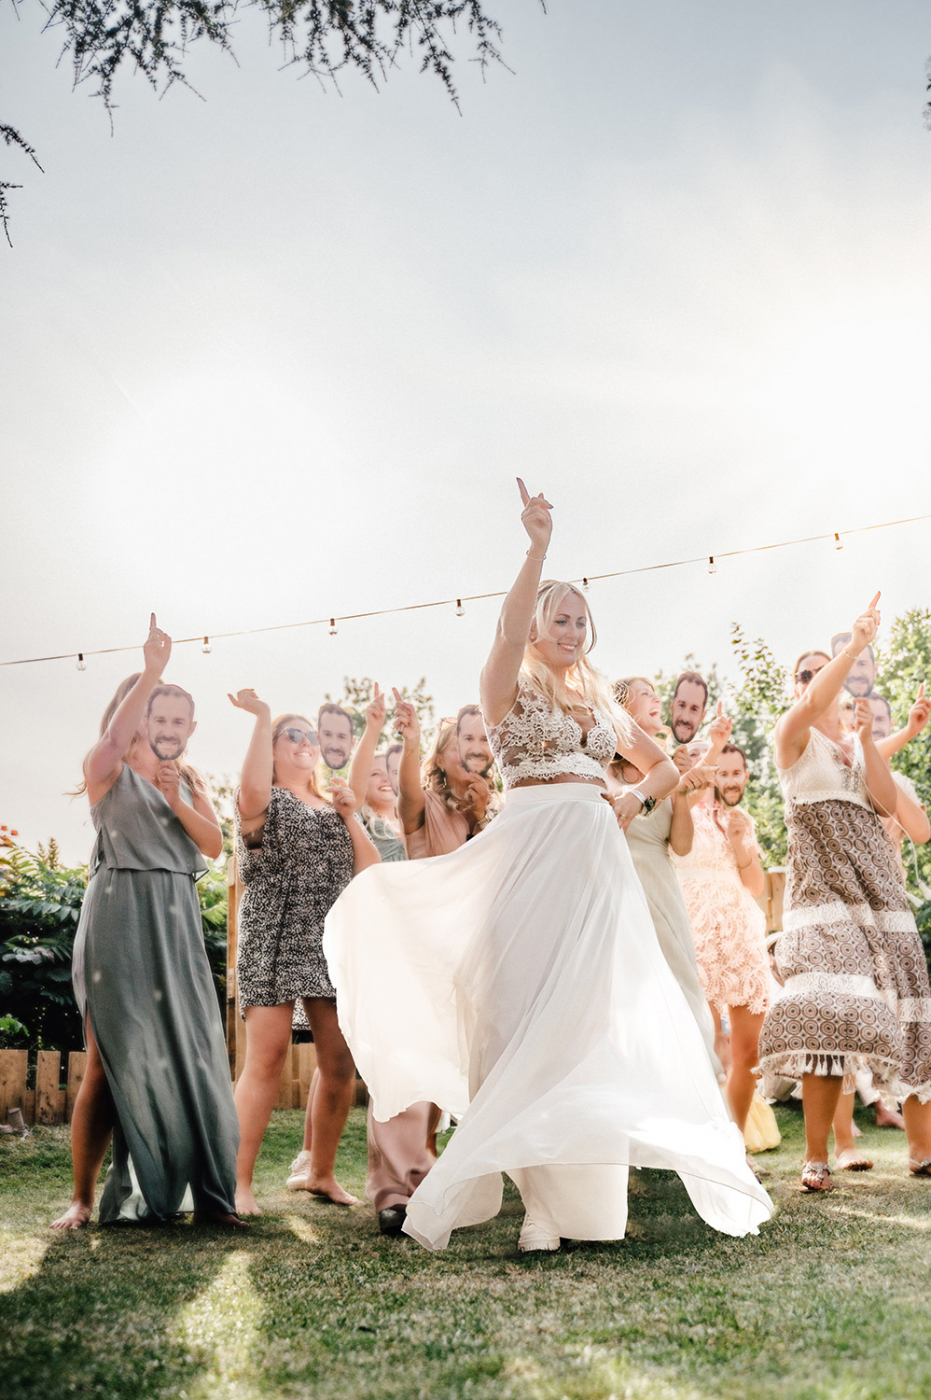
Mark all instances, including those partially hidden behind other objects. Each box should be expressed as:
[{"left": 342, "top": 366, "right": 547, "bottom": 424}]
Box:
[
  {"left": 286, "top": 1150, "right": 313, "bottom": 1191},
  {"left": 517, "top": 1213, "right": 560, "bottom": 1252}
]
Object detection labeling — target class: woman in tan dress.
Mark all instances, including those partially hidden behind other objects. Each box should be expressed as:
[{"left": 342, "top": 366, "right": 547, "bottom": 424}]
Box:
[{"left": 758, "top": 595, "right": 931, "bottom": 1191}]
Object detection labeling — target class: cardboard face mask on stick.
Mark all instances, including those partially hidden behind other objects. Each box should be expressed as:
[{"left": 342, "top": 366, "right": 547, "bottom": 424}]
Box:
[
  {"left": 669, "top": 671, "right": 709, "bottom": 745},
  {"left": 317, "top": 704, "right": 356, "bottom": 772},
  {"left": 831, "top": 632, "right": 877, "bottom": 699},
  {"left": 457, "top": 707, "right": 495, "bottom": 777}
]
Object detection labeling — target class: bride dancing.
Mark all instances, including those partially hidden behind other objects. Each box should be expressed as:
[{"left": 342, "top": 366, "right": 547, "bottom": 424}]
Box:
[{"left": 324, "top": 481, "right": 771, "bottom": 1251}]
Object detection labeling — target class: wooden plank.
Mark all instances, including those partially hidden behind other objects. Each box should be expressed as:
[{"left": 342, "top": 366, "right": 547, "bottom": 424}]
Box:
[
  {"left": 36, "top": 1050, "right": 62, "bottom": 1124},
  {"left": 24, "top": 1089, "right": 36, "bottom": 1124},
  {"left": 275, "top": 1043, "right": 296, "bottom": 1109},
  {"left": 769, "top": 868, "right": 786, "bottom": 933},
  {"left": 66, "top": 1051, "right": 88, "bottom": 1123},
  {"left": 0, "top": 1049, "right": 28, "bottom": 1121},
  {"left": 297, "top": 1043, "right": 317, "bottom": 1106},
  {"left": 354, "top": 1078, "right": 369, "bottom": 1107}
]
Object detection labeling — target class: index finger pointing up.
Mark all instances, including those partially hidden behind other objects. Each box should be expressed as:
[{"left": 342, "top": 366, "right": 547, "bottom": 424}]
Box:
[
  {"left": 516, "top": 477, "right": 531, "bottom": 506},
  {"left": 149, "top": 612, "right": 157, "bottom": 632},
  {"left": 868, "top": 591, "right": 881, "bottom": 610}
]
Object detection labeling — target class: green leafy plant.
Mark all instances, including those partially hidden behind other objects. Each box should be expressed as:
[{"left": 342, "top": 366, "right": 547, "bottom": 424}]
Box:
[{"left": 0, "top": 841, "right": 87, "bottom": 1051}]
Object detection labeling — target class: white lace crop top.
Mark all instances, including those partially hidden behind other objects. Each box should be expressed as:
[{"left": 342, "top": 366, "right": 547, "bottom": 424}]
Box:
[
  {"left": 777, "top": 726, "right": 870, "bottom": 810},
  {"left": 487, "top": 681, "right": 616, "bottom": 789}
]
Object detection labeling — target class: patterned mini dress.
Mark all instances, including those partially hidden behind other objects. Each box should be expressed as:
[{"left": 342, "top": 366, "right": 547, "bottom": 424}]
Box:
[
  {"left": 236, "top": 786, "right": 355, "bottom": 1007},
  {"left": 758, "top": 727, "right": 931, "bottom": 1099}
]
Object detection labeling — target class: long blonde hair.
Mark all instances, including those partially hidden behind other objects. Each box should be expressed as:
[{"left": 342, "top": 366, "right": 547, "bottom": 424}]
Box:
[
  {"left": 614, "top": 675, "right": 672, "bottom": 751},
  {"left": 271, "top": 714, "right": 324, "bottom": 801},
  {"left": 521, "top": 581, "right": 634, "bottom": 748}
]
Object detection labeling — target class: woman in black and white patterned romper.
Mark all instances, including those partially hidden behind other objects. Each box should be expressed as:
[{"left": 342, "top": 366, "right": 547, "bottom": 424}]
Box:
[{"left": 229, "top": 691, "right": 380, "bottom": 1216}]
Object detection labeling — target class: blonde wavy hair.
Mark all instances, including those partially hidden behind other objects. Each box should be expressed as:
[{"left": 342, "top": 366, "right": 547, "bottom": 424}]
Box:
[
  {"left": 271, "top": 713, "right": 324, "bottom": 802},
  {"left": 521, "top": 581, "right": 634, "bottom": 749},
  {"left": 614, "top": 675, "right": 672, "bottom": 751}
]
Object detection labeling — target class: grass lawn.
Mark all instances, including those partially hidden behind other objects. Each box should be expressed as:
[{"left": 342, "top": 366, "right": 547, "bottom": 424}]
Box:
[{"left": 2, "top": 1102, "right": 931, "bottom": 1400}]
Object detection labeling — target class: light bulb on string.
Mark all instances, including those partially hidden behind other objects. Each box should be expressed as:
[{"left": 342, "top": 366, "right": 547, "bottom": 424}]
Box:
[
  {"left": 202, "top": 636, "right": 212, "bottom": 654},
  {"left": 834, "top": 533, "right": 843, "bottom": 551},
  {"left": 455, "top": 599, "right": 465, "bottom": 617},
  {"left": 76, "top": 653, "right": 87, "bottom": 671},
  {"left": 581, "top": 577, "right": 590, "bottom": 593},
  {"left": 329, "top": 618, "right": 338, "bottom": 636},
  {"left": 708, "top": 557, "right": 717, "bottom": 575}
]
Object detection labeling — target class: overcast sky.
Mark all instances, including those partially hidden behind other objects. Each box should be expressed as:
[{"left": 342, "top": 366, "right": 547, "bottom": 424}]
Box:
[{"left": 2, "top": 1, "right": 930, "bottom": 862}]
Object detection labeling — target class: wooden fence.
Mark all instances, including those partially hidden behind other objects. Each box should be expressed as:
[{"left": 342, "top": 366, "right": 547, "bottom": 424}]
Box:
[{"left": 0, "top": 863, "right": 785, "bottom": 1129}]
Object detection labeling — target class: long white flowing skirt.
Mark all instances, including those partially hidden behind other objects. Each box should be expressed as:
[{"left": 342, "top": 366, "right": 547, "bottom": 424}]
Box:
[{"left": 324, "top": 784, "right": 771, "bottom": 1250}]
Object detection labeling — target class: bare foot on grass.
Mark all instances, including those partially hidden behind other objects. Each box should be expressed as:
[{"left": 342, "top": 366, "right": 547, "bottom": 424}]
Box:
[
  {"left": 305, "top": 1175, "right": 360, "bottom": 1206},
  {"left": 195, "top": 1211, "right": 250, "bottom": 1228},
  {"left": 51, "top": 1201, "right": 92, "bottom": 1230},
  {"left": 875, "top": 1103, "right": 906, "bottom": 1130}
]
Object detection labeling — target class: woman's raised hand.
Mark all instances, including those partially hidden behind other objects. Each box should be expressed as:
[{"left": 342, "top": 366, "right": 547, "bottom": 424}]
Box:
[
  {"left": 391, "top": 688, "right": 421, "bottom": 749},
  {"left": 330, "top": 776, "right": 362, "bottom": 819},
  {"left": 854, "top": 698, "right": 874, "bottom": 743},
  {"left": 365, "top": 683, "right": 387, "bottom": 732},
  {"left": 228, "top": 688, "right": 272, "bottom": 720},
  {"left": 707, "top": 700, "right": 733, "bottom": 750},
  {"left": 142, "top": 613, "right": 171, "bottom": 677},
  {"left": 850, "top": 592, "right": 881, "bottom": 653},
  {"left": 907, "top": 683, "right": 930, "bottom": 739},
  {"left": 517, "top": 477, "right": 553, "bottom": 558}
]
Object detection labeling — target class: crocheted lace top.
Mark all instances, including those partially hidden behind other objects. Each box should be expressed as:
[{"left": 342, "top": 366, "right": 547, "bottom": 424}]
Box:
[
  {"left": 777, "top": 726, "right": 870, "bottom": 810},
  {"left": 487, "top": 680, "right": 616, "bottom": 789}
]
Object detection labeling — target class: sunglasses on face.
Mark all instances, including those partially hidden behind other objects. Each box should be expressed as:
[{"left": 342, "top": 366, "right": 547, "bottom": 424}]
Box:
[
  {"left": 281, "top": 727, "right": 318, "bottom": 746},
  {"left": 795, "top": 669, "right": 824, "bottom": 686}
]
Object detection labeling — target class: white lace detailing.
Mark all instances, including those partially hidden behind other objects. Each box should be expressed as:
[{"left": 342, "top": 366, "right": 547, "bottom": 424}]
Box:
[
  {"left": 783, "top": 902, "right": 917, "bottom": 935},
  {"left": 778, "top": 727, "right": 870, "bottom": 809},
  {"left": 488, "top": 682, "right": 615, "bottom": 789}
]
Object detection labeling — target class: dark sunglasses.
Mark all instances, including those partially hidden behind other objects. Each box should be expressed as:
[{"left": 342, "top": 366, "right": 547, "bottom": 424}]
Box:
[
  {"left": 795, "top": 669, "right": 824, "bottom": 686},
  {"left": 281, "top": 726, "right": 318, "bottom": 746}
]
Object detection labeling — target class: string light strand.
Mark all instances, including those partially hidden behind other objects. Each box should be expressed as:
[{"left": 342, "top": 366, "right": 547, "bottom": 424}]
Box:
[{"left": 2, "top": 511, "right": 928, "bottom": 669}]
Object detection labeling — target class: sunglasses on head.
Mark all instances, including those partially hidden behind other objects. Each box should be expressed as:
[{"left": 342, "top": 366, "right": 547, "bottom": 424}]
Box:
[{"left": 281, "top": 726, "right": 318, "bottom": 746}]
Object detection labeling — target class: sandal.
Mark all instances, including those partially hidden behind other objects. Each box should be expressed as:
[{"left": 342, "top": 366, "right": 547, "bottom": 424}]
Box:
[
  {"left": 908, "top": 1158, "right": 931, "bottom": 1177},
  {"left": 836, "top": 1149, "right": 873, "bottom": 1172},
  {"left": 801, "top": 1161, "right": 833, "bottom": 1192}
]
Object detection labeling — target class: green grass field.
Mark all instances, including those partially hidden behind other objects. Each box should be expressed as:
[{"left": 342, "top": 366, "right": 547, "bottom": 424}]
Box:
[{"left": 2, "top": 1103, "right": 930, "bottom": 1400}]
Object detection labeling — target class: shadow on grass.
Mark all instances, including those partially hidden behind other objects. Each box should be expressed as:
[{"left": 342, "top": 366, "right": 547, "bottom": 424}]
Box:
[{"left": 5, "top": 1106, "right": 931, "bottom": 1399}]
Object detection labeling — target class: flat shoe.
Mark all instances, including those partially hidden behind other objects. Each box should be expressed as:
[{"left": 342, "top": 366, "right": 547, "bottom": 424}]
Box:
[
  {"left": 908, "top": 1158, "right": 931, "bottom": 1177},
  {"left": 801, "top": 1160, "right": 833, "bottom": 1192},
  {"left": 517, "top": 1214, "right": 560, "bottom": 1252},
  {"left": 837, "top": 1149, "right": 873, "bottom": 1171},
  {"left": 378, "top": 1205, "right": 408, "bottom": 1236}
]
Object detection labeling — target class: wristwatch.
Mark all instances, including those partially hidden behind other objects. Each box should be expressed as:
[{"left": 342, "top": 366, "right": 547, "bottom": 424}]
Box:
[{"left": 631, "top": 789, "right": 656, "bottom": 816}]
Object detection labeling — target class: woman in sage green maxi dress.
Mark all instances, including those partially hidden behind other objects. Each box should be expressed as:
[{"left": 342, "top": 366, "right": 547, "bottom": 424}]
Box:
[{"left": 52, "top": 617, "right": 241, "bottom": 1229}]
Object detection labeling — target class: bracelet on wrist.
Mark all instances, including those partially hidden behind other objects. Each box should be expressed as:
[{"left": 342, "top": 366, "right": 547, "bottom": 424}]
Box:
[
  {"left": 526, "top": 549, "right": 547, "bottom": 562},
  {"left": 844, "top": 647, "right": 861, "bottom": 660}
]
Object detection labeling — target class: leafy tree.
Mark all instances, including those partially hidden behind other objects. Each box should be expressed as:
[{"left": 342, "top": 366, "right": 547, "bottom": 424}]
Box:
[
  {"left": 0, "top": 839, "right": 86, "bottom": 1050},
  {"left": 4, "top": 0, "right": 508, "bottom": 242},
  {"left": 0, "top": 834, "right": 231, "bottom": 1050},
  {"left": 326, "top": 675, "right": 436, "bottom": 743}
]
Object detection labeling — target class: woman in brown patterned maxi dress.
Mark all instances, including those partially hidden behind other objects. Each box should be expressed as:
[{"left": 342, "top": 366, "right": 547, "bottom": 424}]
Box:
[{"left": 758, "top": 595, "right": 931, "bottom": 1191}]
